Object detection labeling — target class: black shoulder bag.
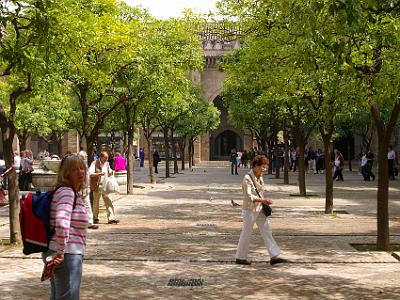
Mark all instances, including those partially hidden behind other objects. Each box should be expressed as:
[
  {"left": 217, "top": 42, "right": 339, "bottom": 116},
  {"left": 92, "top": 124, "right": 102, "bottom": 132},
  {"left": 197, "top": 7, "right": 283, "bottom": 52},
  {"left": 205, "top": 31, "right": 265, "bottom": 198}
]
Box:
[{"left": 248, "top": 173, "right": 272, "bottom": 217}]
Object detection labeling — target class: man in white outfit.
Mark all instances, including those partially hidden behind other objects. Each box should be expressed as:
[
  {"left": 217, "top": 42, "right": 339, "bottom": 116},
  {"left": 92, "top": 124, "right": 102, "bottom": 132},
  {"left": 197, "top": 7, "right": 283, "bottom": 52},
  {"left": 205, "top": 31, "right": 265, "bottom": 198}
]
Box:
[{"left": 89, "top": 152, "right": 119, "bottom": 224}]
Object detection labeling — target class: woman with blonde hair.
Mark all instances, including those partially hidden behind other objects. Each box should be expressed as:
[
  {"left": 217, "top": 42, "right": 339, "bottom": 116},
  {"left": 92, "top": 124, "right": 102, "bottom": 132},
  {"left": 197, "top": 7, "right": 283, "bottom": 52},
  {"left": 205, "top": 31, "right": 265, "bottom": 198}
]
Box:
[
  {"left": 235, "top": 155, "right": 287, "bottom": 266},
  {"left": 42, "top": 154, "right": 89, "bottom": 299}
]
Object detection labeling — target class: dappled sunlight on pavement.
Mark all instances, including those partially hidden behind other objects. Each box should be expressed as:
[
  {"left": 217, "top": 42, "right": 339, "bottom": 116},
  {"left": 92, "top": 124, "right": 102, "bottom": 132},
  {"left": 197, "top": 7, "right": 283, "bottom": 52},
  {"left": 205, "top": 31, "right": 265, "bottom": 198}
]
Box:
[{"left": 0, "top": 166, "right": 399, "bottom": 299}]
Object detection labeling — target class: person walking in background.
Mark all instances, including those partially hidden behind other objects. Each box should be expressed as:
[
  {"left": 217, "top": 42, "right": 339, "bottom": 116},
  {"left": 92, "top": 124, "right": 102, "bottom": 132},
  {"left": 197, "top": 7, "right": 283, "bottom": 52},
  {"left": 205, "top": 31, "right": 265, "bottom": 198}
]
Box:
[
  {"left": 42, "top": 154, "right": 89, "bottom": 299},
  {"left": 89, "top": 152, "right": 119, "bottom": 225},
  {"left": 113, "top": 152, "right": 126, "bottom": 172},
  {"left": 247, "top": 148, "right": 255, "bottom": 169},
  {"left": 366, "top": 150, "right": 376, "bottom": 181},
  {"left": 290, "top": 148, "right": 298, "bottom": 172},
  {"left": 236, "top": 150, "right": 242, "bottom": 168},
  {"left": 107, "top": 150, "right": 115, "bottom": 170},
  {"left": 316, "top": 148, "right": 325, "bottom": 174},
  {"left": 139, "top": 148, "right": 145, "bottom": 168},
  {"left": 235, "top": 155, "right": 287, "bottom": 266},
  {"left": 0, "top": 156, "right": 7, "bottom": 190},
  {"left": 19, "top": 150, "right": 34, "bottom": 191},
  {"left": 230, "top": 148, "right": 238, "bottom": 175},
  {"left": 388, "top": 146, "right": 396, "bottom": 180},
  {"left": 307, "top": 147, "right": 317, "bottom": 174},
  {"left": 153, "top": 150, "right": 160, "bottom": 174},
  {"left": 241, "top": 150, "right": 248, "bottom": 169},
  {"left": 333, "top": 149, "right": 344, "bottom": 181},
  {"left": 360, "top": 150, "right": 370, "bottom": 181}
]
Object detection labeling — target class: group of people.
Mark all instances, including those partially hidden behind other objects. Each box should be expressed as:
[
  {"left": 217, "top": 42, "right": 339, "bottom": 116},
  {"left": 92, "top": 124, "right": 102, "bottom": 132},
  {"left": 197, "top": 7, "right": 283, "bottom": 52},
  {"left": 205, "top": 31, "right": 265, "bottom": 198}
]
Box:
[
  {"left": 229, "top": 148, "right": 260, "bottom": 175},
  {"left": 359, "top": 149, "right": 376, "bottom": 181},
  {"left": 359, "top": 146, "right": 399, "bottom": 181},
  {"left": 231, "top": 144, "right": 399, "bottom": 183}
]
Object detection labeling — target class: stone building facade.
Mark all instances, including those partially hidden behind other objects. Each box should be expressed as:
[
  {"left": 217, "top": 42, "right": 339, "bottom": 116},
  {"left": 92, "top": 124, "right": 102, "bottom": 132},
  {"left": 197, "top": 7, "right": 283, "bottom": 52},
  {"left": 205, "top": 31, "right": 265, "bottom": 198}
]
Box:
[{"left": 191, "top": 25, "right": 253, "bottom": 162}]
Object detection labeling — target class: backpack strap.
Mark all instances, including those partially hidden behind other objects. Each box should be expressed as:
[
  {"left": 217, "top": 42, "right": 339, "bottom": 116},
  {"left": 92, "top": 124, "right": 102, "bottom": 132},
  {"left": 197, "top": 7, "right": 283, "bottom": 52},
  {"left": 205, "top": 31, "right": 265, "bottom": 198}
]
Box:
[{"left": 51, "top": 185, "right": 77, "bottom": 209}]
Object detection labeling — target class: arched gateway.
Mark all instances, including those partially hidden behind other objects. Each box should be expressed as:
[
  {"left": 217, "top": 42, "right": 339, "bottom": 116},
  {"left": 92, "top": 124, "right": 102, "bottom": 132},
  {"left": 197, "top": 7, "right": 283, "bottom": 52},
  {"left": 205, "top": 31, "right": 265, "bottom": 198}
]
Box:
[{"left": 209, "top": 95, "right": 243, "bottom": 160}]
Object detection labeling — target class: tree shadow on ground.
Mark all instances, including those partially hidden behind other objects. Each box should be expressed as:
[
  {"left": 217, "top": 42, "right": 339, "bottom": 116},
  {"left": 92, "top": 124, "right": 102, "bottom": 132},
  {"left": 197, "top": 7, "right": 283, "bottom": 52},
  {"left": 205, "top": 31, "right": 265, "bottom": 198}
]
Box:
[{"left": 1, "top": 259, "right": 399, "bottom": 299}]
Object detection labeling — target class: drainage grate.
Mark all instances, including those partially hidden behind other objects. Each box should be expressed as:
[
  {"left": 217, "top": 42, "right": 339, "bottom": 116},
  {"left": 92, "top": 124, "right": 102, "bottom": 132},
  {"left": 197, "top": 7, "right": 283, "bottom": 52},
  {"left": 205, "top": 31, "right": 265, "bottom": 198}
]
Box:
[
  {"left": 167, "top": 278, "right": 204, "bottom": 287},
  {"left": 196, "top": 224, "right": 216, "bottom": 228}
]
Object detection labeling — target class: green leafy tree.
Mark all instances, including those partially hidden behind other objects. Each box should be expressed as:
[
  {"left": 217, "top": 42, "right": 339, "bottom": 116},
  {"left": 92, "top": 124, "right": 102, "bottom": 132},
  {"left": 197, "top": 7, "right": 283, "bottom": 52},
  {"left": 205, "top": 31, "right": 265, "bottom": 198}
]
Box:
[
  {"left": 317, "top": 0, "right": 400, "bottom": 250},
  {"left": 176, "top": 85, "right": 220, "bottom": 169},
  {"left": 15, "top": 80, "right": 74, "bottom": 152},
  {"left": 50, "top": 0, "right": 141, "bottom": 162},
  {"left": 0, "top": 0, "right": 56, "bottom": 243}
]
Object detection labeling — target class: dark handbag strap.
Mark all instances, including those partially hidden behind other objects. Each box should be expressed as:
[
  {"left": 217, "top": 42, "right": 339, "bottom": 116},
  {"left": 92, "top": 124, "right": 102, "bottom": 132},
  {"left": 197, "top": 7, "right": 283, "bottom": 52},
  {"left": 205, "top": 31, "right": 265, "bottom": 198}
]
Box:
[
  {"left": 247, "top": 172, "right": 262, "bottom": 198},
  {"left": 248, "top": 172, "right": 272, "bottom": 216}
]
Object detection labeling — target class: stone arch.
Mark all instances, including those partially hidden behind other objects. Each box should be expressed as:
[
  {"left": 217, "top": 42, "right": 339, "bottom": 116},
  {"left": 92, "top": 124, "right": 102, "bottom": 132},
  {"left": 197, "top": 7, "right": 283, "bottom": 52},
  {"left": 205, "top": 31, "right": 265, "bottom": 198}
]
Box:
[
  {"left": 210, "top": 130, "right": 242, "bottom": 160},
  {"left": 208, "top": 95, "right": 243, "bottom": 160}
]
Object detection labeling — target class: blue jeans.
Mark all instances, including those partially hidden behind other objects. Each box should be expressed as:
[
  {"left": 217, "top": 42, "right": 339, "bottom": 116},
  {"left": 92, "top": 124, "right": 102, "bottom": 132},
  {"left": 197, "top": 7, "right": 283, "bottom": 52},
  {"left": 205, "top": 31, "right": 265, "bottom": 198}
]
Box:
[{"left": 42, "top": 250, "right": 83, "bottom": 300}]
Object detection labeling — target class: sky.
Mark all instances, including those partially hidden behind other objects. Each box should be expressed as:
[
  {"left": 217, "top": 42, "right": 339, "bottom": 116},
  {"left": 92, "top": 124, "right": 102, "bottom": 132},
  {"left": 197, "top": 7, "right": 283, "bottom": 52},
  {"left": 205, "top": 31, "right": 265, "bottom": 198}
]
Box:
[{"left": 124, "top": 0, "right": 220, "bottom": 19}]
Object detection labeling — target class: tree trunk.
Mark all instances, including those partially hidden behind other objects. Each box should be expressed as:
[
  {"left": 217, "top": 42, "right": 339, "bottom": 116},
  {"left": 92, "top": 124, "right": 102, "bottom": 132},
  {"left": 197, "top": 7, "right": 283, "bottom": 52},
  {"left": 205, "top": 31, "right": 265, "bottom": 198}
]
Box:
[
  {"left": 170, "top": 130, "right": 178, "bottom": 174},
  {"left": 56, "top": 134, "right": 63, "bottom": 156},
  {"left": 191, "top": 139, "right": 196, "bottom": 167},
  {"left": 126, "top": 130, "right": 135, "bottom": 195},
  {"left": 180, "top": 139, "right": 186, "bottom": 171},
  {"left": 86, "top": 135, "right": 96, "bottom": 166},
  {"left": 163, "top": 127, "right": 170, "bottom": 178},
  {"left": 266, "top": 137, "right": 274, "bottom": 175},
  {"left": 188, "top": 139, "right": 193, "bottom": 169},
  {"left": 298, "top": 139, "right": 307, "bottom": 196},
  {"left": 274, "top": 143, "right": 280, "bottom": 179},
  {"left": 376, "top": 133, "right": 390, "bottom": 250},
  {"left": 347, "top": 133, "right": 353, "bottom": 172},
  {"left": 370, "top": 100, "right": 400, "bottom": 250},
  {"left": 322, "top": 136, "right": 334, "bottom": 214},
  {"left": 1, "top": 125, "right": 21, "bottom": 244},
  {"left": 146, "top": 137, "right": 156, "bottom": 184},
  {"left": 1, "top": 76, "right": 32, "bottom": 244},
  {"left": 18, "top": 131, "right": 29, "bottom": 151},
  {"left": 284, "top": 129, "right": 289, "bottom": 184}
]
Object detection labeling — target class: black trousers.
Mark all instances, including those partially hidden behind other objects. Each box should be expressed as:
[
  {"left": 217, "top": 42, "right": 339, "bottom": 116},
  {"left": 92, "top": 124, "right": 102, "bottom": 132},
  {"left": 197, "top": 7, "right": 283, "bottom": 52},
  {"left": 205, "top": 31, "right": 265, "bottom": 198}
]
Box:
[
  {"left": 231, "top": 163, "right": 238, "bottom": 175},
  {"left": 388, "top": 159, "right": 395, "bottom": 180},
  {"left": 19, "top": 172, "right": 32, "bottom": 191},
  {"left": 333, "top": 167, "right": 343, "bottom": 181}
]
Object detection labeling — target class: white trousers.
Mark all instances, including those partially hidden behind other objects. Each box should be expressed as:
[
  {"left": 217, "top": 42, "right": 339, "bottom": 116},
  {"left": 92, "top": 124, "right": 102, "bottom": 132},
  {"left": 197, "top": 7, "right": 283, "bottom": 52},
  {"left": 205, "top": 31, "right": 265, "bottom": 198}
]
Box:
[
  {"left": 236, "top": 209, "right": 281, "bottom": 260},
  {"left": 308, "top": 159, "right": 316, "bottom": 173},
  {"left": 83, "top": 194, "right": 94, "bottom": 225}
]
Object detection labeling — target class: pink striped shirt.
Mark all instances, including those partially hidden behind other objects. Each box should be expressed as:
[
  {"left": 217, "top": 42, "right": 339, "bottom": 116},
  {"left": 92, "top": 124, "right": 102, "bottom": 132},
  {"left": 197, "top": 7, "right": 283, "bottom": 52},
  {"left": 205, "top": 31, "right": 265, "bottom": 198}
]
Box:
[{"left": 49, "top": 187, "right": 88, "bottom": 255}]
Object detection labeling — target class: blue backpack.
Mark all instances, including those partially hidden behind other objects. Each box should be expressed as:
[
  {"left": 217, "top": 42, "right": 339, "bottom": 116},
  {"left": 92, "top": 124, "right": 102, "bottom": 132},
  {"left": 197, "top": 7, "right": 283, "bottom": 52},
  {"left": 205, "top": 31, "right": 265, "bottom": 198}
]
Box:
[{"left": 19, "top": 186, "right": 76, "bottom": 255}]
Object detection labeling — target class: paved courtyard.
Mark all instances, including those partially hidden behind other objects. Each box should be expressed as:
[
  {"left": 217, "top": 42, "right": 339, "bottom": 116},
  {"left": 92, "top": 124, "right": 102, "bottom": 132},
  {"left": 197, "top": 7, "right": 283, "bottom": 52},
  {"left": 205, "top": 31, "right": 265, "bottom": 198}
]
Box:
[{"left": 0, "top": 165, "right": 399, "bottom": 299}]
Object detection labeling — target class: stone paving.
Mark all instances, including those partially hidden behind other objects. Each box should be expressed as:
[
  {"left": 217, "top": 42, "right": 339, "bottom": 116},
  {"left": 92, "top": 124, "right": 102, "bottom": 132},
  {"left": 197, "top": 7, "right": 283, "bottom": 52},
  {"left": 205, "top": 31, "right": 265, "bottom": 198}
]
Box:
[{"left": 0, "top": 165, "right": 399, "bottom": 299}]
